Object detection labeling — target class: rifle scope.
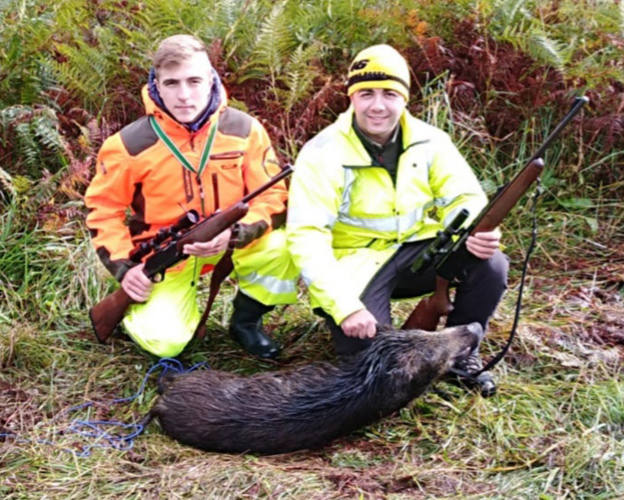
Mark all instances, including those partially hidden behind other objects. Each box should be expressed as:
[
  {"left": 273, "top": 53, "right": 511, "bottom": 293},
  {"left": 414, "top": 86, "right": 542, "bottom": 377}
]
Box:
[{"left": 129, "top": 209, "right": 200, "bottom": 263}]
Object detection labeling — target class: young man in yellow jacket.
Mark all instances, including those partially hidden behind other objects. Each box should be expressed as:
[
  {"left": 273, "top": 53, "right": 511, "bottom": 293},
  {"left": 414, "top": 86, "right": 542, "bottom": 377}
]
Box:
[
  {"left": 287, "top": 44, "right": 508, "bottom": 396},
  {"left": 85, "top": 35, "right": 298, "bottom": 359}
]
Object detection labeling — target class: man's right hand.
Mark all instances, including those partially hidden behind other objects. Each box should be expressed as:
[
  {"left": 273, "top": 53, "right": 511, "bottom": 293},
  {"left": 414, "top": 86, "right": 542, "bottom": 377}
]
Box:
[
  {"left": 121, "top": 264, "right": 153, "bottom": 302},
  {"left": 340, "top": 309, "right": 377, "bottom": 339}
]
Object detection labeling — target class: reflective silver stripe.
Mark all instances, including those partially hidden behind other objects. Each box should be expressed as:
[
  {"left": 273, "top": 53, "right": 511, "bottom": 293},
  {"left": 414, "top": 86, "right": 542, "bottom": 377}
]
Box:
[
  {"left": 238, "top": 271, "right": 297, "bottom": 295},
  {"left": 338, "top": 167, "right": 428, "bottom": 233},
  {"left": 299, "top": 267, "right": 315, "bottom": 287},
  {"left": 337, "top": 208, "right": 423, "bottom": 233},
  {"left": 397, "top": 208, "right": 423, "bottom": 233},
  {"left": 434, "top": 195, "right": 460, "bottom": 207},
  {"left": 288, "top": 204, "right": 337, "bottom": 228},
  {"left": 339, "top": 168, "right": 356, "bottom": 218}
]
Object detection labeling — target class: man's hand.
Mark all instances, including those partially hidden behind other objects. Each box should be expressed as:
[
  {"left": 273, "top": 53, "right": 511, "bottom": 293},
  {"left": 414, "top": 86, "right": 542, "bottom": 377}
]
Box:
[
  {"left": 121, "top": 264, "right": 153, "bottom": 302},
  {"left": 229, "top": 221, "right": 269, "bottom": 249},
  {"left": 183, "top": 228, "right": 232, "bottom": 257},
  {"left": 466, "top": 228, "right": 502, "bottom": 259},
  {"left": 340, "top": 309, "right": 377, "bottom": 339}
]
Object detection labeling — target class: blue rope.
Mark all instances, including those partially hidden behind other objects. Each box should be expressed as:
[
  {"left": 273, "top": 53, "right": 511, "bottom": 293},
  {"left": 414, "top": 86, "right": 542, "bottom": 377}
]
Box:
[{"left": 0, "top": 357, "right": 207, "bottom": 457}]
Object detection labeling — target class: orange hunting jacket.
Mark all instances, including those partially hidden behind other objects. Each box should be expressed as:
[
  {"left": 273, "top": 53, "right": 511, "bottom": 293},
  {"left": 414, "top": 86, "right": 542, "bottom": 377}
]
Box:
[{"left": 84, "top": 86, "right": 287, "bottom": 281}]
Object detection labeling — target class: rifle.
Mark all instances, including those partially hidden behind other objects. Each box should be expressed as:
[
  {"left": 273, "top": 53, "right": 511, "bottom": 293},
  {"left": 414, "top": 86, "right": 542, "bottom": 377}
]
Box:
[
  {"left": 403, "top": 96, "right": 588, "bottom": 331},
  {"left": 89, "top": 166, "right": 293, "bottom": 343}
]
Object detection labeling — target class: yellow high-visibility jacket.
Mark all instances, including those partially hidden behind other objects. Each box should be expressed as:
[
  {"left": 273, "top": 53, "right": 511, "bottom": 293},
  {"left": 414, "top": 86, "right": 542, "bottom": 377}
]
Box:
[{"left": 287, "top": 107, "right": 488, "bottom": 324}]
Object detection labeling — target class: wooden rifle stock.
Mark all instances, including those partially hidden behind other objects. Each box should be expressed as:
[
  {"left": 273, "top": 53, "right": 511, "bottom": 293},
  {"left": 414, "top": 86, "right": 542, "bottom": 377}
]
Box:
[
  {"left": 402, "top": 276, "right": 452, "bottom": 331},
  {"left": 89, "top": 288, "right": 134, "bottom": 343},
  {"left": 89, "top": 166, "right": 293, "bottom": 344}
]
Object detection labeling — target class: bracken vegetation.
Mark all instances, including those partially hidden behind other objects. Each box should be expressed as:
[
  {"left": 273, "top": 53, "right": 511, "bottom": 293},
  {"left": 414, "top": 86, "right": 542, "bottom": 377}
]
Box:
[{"left": 1, "top": 0, "right": 623, "bottom": 498}]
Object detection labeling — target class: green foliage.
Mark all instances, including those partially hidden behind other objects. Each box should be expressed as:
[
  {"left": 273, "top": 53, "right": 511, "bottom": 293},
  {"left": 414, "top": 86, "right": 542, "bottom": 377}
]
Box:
[
  {"left": 237, "top": 1, "right": 296, "bottom": 86},
  {"left": 48, "top": 0, "right": 151, "bottom": 110},
  {"left": 479, "top": 0, "right": 624, "bottom": 85},
  {"left": 525, "top": 32, "right": 571, "bottom": 71},
  {"left": 285, "top": 0, "right": 411, "bottom": 56},
  {"left": 0, "top": 0, "right": 622, "bottom": 491},
  {"left": 0, "top": 105, "right": 66, "bottom": 178},
  {"left": 235, "top": 1, "right": 321, "bottom": 111},
  {"left": 0, "top": 199, "right": 98, "bottom": 330},
  {"left": 52, "top": 37, "right": 117, "bottom": 110},
  {"left": 231, "top": 0, "right": 412, "bottom": 98},
  {"left": 0, "top": 0, "right": 57, "bottom": 107},
  {"left": 281, "top": 43, "right": 322, "bottom": 112},
  {"left": 485, "top": 0, "right": 574, "bottom": 70}
]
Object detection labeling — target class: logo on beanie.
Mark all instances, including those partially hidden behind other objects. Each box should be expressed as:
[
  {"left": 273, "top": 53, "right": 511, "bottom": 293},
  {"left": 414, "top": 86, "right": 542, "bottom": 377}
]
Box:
[{"left": 350, "top": 59, "right": 369, "bottom": 71}]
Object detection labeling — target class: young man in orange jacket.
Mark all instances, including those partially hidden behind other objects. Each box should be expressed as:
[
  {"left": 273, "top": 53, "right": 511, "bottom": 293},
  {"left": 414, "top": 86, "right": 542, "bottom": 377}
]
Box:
[{"left": 85, "top": 35, "right": 298, "bottom": 359}]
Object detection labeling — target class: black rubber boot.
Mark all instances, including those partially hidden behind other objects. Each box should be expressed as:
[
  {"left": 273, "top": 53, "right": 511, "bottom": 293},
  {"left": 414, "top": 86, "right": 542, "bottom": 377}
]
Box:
[
  {"left": 229, "top": 291, "right": 279, "bottom": 359},
  {"left": 452, "top": 349, "right": 497, "bottom": 398}
]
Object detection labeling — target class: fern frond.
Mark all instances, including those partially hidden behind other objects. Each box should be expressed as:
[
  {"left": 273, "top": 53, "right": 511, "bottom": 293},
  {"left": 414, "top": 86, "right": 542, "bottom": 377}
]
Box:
[
  {"left": 241, "top": 1, "right": 295, "bottom": 85},
  {"left": 133, "top": 0, "right": 192, "bottom": 35},
  {"left": 280, "top": 43, "right": 322, "bottom": 112},
  {"left": 32, "top": 109, "right": 64, "bottom": 153},
  {"left": 51, "top": 36, "right": 113, "bottom": 109},
  {"left": 526, "top": 33, "right": 570, "bottom": 71},
  {"left": 199, "top": 0, "right": 241, "bottom": 41},
  {"left": 492, "top": 0, "right": 530, "bottom": 27},
  {"left": 488, "top": 0, "right": 532, "bottom": 44},
  {"left": 0, "top": 2, "right": 57, "bottom": 107},
  {"left": 0, "top": 104, "right": 65, "bottom": 176},
  {"left": 0, "top": 166, "right": 16, "bottom": 201},
  {"left": 208, "top": 0, "right": 264, "bottom": 63},
  {"left": 14, "top": 121, "right": 41, "bottom": 170}
]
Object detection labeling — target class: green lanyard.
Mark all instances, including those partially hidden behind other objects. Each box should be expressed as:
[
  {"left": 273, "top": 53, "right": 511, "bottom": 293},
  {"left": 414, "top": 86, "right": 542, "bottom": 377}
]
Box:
[{"left": 148, "top": 115, "right": 218, "bottom": 215}]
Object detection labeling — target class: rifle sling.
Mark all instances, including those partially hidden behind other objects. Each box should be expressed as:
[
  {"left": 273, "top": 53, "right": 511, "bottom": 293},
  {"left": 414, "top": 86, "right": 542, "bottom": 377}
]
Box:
[{"left": 192, "top": 249, "right": 234, "bottom": 341}]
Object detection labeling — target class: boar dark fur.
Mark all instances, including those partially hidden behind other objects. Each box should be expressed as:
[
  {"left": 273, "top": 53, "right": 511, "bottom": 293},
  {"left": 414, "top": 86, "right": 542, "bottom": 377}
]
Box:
[{"left": 147, "top": 322, "right": 482, "bottom": 454}]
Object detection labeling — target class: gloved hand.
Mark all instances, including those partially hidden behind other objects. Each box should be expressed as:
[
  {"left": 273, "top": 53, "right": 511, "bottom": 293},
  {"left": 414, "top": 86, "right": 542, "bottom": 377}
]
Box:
[{"left": 229, "top": 220, "right": 269, "bottom": 249}]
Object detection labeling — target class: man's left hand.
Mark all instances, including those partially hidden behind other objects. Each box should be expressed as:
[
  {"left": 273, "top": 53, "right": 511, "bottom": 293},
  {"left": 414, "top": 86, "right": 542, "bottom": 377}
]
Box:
[
  {"left": 466, "top": 228, "right": 501, "bottom": 259},
  {"left": 183, "top": 228, "right": 232, "bottom": 257}
]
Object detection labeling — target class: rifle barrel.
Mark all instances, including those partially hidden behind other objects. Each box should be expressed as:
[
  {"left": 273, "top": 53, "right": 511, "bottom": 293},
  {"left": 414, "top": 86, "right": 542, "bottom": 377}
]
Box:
[
  {"left": 241, "top": 165, "right": 293, "bottom": 204},
  {"left": 470, "top": 96, "right": 588, "bottom": 234},
  {"left": 529, "top": 96, "right": 588, "bottom": 163}
]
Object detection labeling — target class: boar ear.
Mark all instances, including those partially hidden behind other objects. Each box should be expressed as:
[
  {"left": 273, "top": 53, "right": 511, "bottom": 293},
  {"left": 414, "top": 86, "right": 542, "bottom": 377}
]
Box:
[{"left": 157, "top": 373, "right": 179, "bottom": 394}]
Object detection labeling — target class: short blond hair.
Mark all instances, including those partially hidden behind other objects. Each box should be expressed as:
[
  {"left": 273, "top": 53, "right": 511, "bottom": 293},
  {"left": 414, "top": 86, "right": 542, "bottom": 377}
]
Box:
[{"left": 153, "top": 35, "right": 210, "bottom": 77}]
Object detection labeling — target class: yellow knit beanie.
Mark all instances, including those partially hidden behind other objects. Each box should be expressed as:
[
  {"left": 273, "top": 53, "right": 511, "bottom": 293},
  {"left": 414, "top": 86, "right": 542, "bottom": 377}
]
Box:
[{"left": 347, "top": 44, "right": 410, "bottom": 101}]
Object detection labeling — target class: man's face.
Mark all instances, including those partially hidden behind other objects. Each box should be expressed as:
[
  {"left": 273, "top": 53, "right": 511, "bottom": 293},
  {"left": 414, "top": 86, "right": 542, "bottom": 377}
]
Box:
[
  {"left": 156, "top": 51, "right": 213, "bottom": 124},
  {"left": 350, "top": 88, "right": 406, "bottom": 144}
]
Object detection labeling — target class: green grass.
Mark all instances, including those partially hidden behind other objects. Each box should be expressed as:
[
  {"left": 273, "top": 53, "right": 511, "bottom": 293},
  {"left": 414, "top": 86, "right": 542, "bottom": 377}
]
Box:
[
  {"left": 2, "top": 112, "right": 622, "bottom": 500},
  {"left": 2, "top": 83, "right": 623, "bottom": 499},
  {"left": 1, "top": 1, "right": 623, "bottom": 496},
  {"left": 1, "top": 197, "right": 623, "bottom": 498}
]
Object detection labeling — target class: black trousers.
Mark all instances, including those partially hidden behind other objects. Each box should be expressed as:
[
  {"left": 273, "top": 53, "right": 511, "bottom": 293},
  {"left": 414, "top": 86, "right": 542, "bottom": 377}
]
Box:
[{"left": 316, "top": 240, "right": 510, "bottom": 356}]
